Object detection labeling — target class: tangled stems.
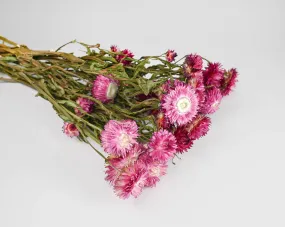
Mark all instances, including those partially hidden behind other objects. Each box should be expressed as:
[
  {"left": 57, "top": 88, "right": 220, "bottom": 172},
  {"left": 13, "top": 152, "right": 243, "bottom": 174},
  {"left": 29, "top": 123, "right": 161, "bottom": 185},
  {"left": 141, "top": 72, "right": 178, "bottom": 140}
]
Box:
[{"left": 0, "top": 36, "right": 186, "bottom": 159}]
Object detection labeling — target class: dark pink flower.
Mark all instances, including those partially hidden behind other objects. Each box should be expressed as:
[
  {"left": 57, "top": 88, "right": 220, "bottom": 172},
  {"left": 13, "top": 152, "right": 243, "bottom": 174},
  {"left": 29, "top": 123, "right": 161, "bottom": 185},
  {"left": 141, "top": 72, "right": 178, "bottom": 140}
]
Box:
[
  {"left": 63, "top": 123, "right": 79, "bottom": 137},
  {"left": 200, "top": 87, "right": 223, "bottom": 114},
  {"left": 92, "top": 75, "right": 119, "bottom": 103},
  {"left": 203, "top": 62, "right": 224, "bottom": 87},
  {"left": 183, "top": 54, "right": 203, "bottom": 77},
  {"left": 174, "top": 126, "right": 193, "bottom": 153},
  {"left": 186, "top": 115, "right": 211, "bottom": 140},
  {"left": 221, "top": 68, "right": 238, "bottom": 96},
  {"left": 187, "top": 71, "right": 206, "bottom": 105},
  {"left": 148, "top": 129, "right": 177, "bottom": 161},
  {"left": 116, "top": 49, "right": 134, "bottom": 66},
  {"left": 110, "top": 45, "right": 119, "bottom": 52},
  {"left": 155, "top": 111, "right": 171, "bottom": 130},
  {"left": 166, "top": 50, "right": 177, "bottom": 62},
  {"left": 75, "top": 97, "right": 94, "bottom": 116},
  {"left": 114, "top": 162, "right": 148, "bottom": 199}
]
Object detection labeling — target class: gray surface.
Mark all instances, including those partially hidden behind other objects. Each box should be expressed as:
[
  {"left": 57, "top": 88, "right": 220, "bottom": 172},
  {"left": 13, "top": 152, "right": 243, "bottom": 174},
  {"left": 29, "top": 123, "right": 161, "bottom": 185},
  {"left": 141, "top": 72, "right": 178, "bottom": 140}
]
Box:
[{"left": 0, "top": 0, "right": 285, "bottom": 226}]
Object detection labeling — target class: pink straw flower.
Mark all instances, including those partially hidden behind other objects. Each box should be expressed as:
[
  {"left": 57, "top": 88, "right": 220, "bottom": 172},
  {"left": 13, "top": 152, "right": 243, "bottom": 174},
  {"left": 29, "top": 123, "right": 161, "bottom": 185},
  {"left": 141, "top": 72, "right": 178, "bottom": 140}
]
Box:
[
  {"left": 200, "top": 87, "right": 223, "bottom": 114},
  {"left": 101, "top": 120, "right": 139, "bottom": 157},
  {"left": 105, "top": 144, "right": 143, "bottom": 184},
  {"left": 142, "top": 155, "right": 168, "bottom": 187},
  {"left": 187, "top": 72, "right": 206, "bottom": 105},
  {"left": 166, "top": 50, "right": 177, "bottom": 62},
  {"left": 186, "top": 115, "right": 211, "bottom": 140},
  {"left": 116, "top": 49, "right": 134, "bottom": 66},
  {"left": 148, "top": 129, "right": 177, "bottom": 161},
  {"left": 110, "top": 45, "right": 119, "bottom": 52},
  {"left": 63, "top": 122, "right": 79, "bottom": 137},
  {"left": 221, "top": 68, "right": 238, "bottom": 96},
  {"left": 114, "top": 162, "right": 148, "bottom": 199},
  {"left": 203, "top": 62, "right": 224, "bottom": 87},
  {"left": 75, "top": 97, "right": 94, "bottom": 116},
  {"left": 92, "top": 75, "right": 118, "bottom": 103},
  {"left": 183, "top": 54, "right": 203, "bottom": 77},
  {"left": 174, "top": 126, "right": 193, "bottom": 153},
  {"left": 162, "top": 85, "right": 199, "bottom": 126}
]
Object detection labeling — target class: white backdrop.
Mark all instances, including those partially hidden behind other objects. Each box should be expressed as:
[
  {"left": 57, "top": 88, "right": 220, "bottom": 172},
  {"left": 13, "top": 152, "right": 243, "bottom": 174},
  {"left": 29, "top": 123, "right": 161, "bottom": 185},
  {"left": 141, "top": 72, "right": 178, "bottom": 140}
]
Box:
[{"left": 0, "top": 0, "right": 285, "bottom": 226}]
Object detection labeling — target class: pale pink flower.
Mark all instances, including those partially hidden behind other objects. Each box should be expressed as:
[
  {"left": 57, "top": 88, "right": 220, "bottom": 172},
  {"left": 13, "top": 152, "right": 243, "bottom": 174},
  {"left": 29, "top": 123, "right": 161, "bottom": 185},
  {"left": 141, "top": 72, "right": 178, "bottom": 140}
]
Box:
[
  {"left": 200, "top": 88, "right": 223, "bottom": 114},
  {"left": 105, "top": 144, "right": 144, "bottom": 184},
  {"left": 162, "top": 85, "right": 199, "bottom": 126},
  {"left": 114, "top": 162, "right": 148, "bottom": 199},
  {"left": 148, "top": 129, "right": 177, "bottom": 161},
  {"left": 166, "top": 50, "right": 177, "bottom": 62},
  {"left": 92, "top": 75, "right": 118, "bottom": 103},
  {"left": 63, "top": 122, "right": 79, "bottom": 137},
  {"left": 74, "top": 97, "right": 94, "bottom": 116},
  {"left": 101, "top": 120, "right": 139, "bottom": 157},
  {"left": 141, "top": 154, "right": 168, "bottom": 187}
]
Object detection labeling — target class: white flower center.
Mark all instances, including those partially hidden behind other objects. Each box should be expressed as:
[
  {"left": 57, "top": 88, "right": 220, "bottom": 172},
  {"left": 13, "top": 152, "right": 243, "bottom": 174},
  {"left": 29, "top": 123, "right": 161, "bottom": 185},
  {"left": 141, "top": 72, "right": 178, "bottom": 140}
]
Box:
[
  {"left": 107, "top": 83, "right": 118, "bottom": 99},
  {"left": 212, "top": 100, "right": 220, "bottom": 109},
  {"left": 150, "top": 166, "right": 160, "bottom": 177},
  {"left": 176, "top": 97, "right": 191, "bottom": 113},
  {"left": 119, "top": 133, "right": 131, "bottom": 148}
]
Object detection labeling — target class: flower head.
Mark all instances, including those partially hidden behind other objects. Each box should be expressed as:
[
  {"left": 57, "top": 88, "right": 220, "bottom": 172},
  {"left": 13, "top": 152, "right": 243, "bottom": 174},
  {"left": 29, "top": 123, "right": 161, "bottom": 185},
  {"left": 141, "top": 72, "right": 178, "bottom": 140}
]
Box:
[
  {"left": 187, "top": 72, "right": 206, "bottom": 105},
  {"left": 174, "top": 126, "right": 193, "bottom": 153},
  {"left": 116, "top": 49, "right": 134, "bottom": 66},
  {"left": 140, "top": 154, "right": 168, "bottom": 187},
  {"left": 92, "top": 75, "right": 118, "bottom": 103},
  {"left": 75, "top": 97, "right": 94, "bottom": 116},
  {"left": 148, "top": 129, "right": 177, "bottom": 161},
  {"left": 110, "top": 45, "right": 119, "bottom": 52},
  {"left": 114, "top": 162, "right": 148, "bottom": 199},
  {"left": 200, "top": 87, "right": 223, "bottom": 114},
  {"left": 105, "top": 144, "right": 143, "bottom": 184},
  {"left": 162, "top": 85, "right": 199, "bottom": 126},
  {"left": 186, "top": 115, "right": 211, "bottom": 140},
  {"left": 166, "top": 50, "right": 177, "bottom": 62},
  {"left": 101, "top": 120, "right": 139, "bottom": 157},
  {"left": 221, "top": 68, "right": 238, "bottom": 96},
  {"left": 203, "top": 62, "right": 224, "bottom": 87},
  {"left": 63, "top": 122, "right": 79, "bottom": 137},
  {"left": 183, "top": 54, "right": 203, "bottom": 77}
]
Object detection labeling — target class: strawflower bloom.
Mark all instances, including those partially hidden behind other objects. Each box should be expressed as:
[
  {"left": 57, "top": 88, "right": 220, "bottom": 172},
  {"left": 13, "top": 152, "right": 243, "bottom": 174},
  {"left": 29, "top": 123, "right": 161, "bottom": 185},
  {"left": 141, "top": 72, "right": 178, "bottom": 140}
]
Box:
[
  {"left": 148, "top": 129, "right": 177, "bottom": 161},
  {"left": 63, "top": 122, "right": 79, "bottom": 137},
  {"left": 162, "top": 85, "right": 199, "bottom": 125},
  {"left": 101, "top": 120, "right": 139, "bottom": 157},
  {"left": 143, "top": 155, "right": 168, "bottom": 187},
  {"left": 75, "top": 97, "right": 94, "bottom": 116},
  {"left": 92, "top": 75, "right": 118, "bottom": 103},
  {"left": 174, "top": 126, "right": 193, "bottom": 153},
  {"left": 221, "top": 68, "right": 238, "bottom": 96},
  {"left": 183, "top": 54, "right": 203, "bottom": 77},
  {"left": 105, "top": 144, "right": 143, "bottom": 184},
  {"left": 166, "top": 50, "right": 177, "bottom": 62},
  {"left": 116, "top": 49, "right": 134, "bottom": 65},
  {"left": 187, "top": 72, "right": 206, "bottom": 105},
  {"left": 203, "top": 62, "right": 224, "bottom": 87},
  {"left": 114, "top": 162, "right": 148, "bottom": 199},
  {"left": 200, "top": 87, "right": 223, "bottom": 114},
  {"left": 186, "top": 115, "right": 211, "bottom": 140},
  {"left": 110, "top": 45, "right": 119, "bottom": 52}
]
